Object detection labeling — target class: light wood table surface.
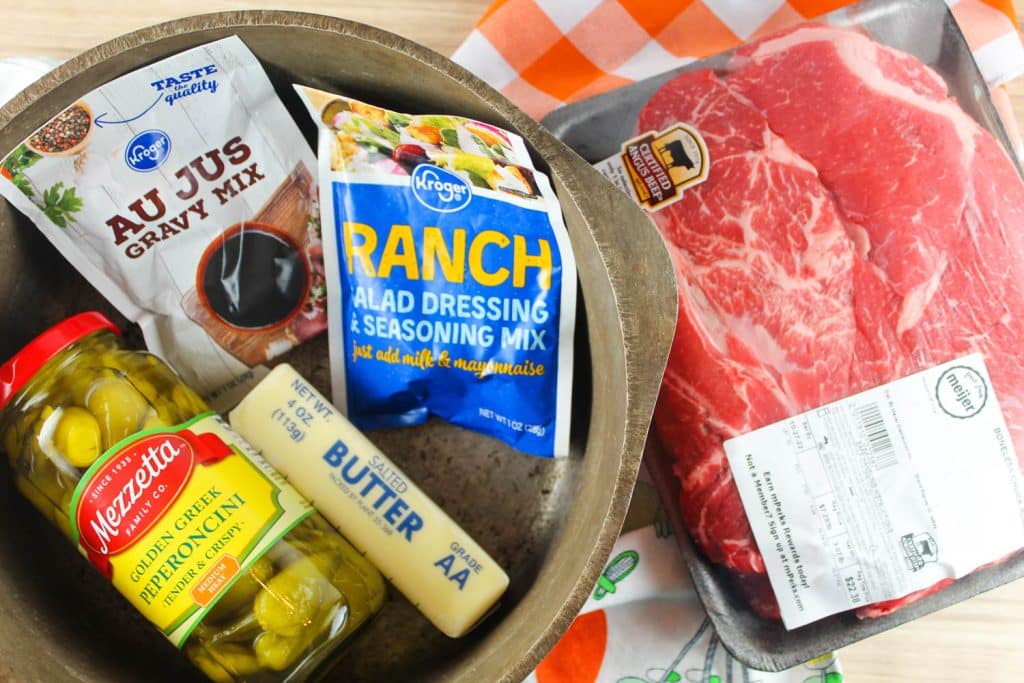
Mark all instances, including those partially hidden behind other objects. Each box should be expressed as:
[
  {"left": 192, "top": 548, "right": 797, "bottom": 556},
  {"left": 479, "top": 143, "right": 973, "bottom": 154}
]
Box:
[{"left": 2, "top": 1, "right": 1024, "bottom": 680}]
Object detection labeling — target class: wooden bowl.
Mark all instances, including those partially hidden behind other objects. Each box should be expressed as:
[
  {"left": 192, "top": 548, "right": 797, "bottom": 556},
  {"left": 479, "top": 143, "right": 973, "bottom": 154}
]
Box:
[{"left": 0, "top": 11, "right": 677, "bottom": 683}]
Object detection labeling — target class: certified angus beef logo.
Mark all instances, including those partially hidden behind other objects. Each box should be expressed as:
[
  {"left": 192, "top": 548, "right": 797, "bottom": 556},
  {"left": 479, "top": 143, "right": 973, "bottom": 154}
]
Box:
[
  {"left": 900, "top": 532, "right": 938, "bottom": 572},
  {"left": 935, "top": 365, "right": 988, "bottom": 419},
  {"left": 616, "top": 123, "right": 710, "bottom": 212}
]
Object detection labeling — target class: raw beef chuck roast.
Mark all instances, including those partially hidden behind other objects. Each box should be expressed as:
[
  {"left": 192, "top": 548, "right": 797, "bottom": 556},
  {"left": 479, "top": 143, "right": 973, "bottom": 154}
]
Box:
[{"left": 645, "top": 25, "right": 1024, "bottom": 620}]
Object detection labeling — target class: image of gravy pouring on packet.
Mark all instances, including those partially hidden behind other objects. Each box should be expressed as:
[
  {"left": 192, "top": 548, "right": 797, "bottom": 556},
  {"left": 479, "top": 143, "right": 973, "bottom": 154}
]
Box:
[
  {"left": 295, "top": 85, "right": 577, "bottom": 458},
  {"left": 0, "top": 36, "right": 327, "bottom": 409}
]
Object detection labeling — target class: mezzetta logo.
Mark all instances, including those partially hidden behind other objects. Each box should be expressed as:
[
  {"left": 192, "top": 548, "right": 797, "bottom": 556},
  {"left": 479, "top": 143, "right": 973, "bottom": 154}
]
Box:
[
  {"left": 78, "top": 435, "right": 193, "bottom": 556},
  {"left": 411, "top": 164, "right": 472, "bottom": 213}
]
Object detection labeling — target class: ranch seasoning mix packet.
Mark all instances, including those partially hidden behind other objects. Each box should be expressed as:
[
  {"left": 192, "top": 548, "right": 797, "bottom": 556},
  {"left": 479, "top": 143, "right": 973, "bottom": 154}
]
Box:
[
  {"left": 0, "top": 37, "right": 326, "bottom": 408},
  {"left": 296, "top": 86, "right": 577, "bottom": 458}
]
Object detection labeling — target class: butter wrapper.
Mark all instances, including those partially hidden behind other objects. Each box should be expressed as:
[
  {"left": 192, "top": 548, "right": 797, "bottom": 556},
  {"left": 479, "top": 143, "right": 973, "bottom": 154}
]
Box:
[{"left": 230, "top": 363, "right": 510, "bottom": 637}]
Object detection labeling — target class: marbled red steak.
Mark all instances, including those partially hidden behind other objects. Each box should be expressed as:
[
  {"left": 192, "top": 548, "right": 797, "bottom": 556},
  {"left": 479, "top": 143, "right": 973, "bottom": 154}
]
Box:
[{"left": 644, "top": 25, "right": 1024, "bottom": 620}]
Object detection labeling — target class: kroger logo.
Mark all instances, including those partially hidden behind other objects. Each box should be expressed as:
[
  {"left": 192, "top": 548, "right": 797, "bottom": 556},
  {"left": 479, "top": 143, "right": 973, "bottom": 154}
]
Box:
[
  {"left": 125, "top": 129, "right": 171, "bottom": 172},
  {"left": 411, "top": 165, "right": 472, "bottom": 213}
]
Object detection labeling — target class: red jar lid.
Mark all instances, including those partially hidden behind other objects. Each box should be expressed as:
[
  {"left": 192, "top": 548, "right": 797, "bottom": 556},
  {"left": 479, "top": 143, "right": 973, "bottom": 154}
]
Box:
[{"left": 0, "top": 312, "right": 121, "bottom": 410}]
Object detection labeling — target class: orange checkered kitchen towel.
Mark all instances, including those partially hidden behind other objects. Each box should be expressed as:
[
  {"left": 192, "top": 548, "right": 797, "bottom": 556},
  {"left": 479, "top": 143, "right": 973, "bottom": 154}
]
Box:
[{"left": 452, "top": 0, "right": 1023, "bottom": 152}]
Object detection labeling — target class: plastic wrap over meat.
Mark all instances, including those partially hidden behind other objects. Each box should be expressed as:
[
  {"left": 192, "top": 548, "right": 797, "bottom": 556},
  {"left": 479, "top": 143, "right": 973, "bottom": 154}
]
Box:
[{"left": 645, "top": 24, "right": 1024, "bottom": 620}]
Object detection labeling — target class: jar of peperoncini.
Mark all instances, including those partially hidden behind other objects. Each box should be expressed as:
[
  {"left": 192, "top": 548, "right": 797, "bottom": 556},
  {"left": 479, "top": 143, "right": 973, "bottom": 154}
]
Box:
[{"left": 0, "top": 312, "right": 387, "bottom": 682}]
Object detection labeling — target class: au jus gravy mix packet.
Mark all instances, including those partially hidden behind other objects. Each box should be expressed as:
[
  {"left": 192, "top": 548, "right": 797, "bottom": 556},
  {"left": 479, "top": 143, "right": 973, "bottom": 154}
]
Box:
[
  {"left": 296, "top": 86, "right": 577, "bottom": 458},
  {"left": 0, "top": 37, "right": 327, "bottom": 408}
]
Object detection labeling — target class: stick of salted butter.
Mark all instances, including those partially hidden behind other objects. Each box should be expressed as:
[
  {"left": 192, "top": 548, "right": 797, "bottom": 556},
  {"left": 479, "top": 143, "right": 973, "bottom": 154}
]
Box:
[{"left": 229, "top": 363, "right": 510, "bottom": 638}]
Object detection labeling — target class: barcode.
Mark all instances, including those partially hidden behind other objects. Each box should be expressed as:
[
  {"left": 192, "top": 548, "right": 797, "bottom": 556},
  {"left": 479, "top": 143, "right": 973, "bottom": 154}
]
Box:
[{"left": 858, "top": 402, "right": 898, "bottom": 470}]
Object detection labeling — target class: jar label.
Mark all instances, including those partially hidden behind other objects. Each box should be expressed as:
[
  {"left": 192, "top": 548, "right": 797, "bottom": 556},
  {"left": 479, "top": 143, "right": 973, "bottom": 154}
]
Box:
[{"left": 69, "top": 412, "right": 313, "bottom": 647}]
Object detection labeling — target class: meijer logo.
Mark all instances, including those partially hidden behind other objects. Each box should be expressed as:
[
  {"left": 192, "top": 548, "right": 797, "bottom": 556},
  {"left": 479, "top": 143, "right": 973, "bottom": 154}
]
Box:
[
  {"left": 411, "top": 164, "right": 472, "bottom": 213},
  {"left": 936, "top": 365, "right": 988, "bottom": 419},
  {"left": 125, "top": 129, "right": 171, "bottom": 172}
]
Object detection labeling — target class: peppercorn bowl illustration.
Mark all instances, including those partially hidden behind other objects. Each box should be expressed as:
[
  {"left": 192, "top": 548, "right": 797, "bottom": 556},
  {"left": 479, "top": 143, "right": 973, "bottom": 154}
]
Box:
[{"left": 24, "top": 101, "right": 94, "bottom": 157}]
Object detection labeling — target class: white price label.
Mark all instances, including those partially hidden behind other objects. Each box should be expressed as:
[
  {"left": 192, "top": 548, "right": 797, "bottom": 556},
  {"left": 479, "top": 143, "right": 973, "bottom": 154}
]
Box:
[{"left": 724, "top": 353, "right": 1024, "bottom": 628}]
